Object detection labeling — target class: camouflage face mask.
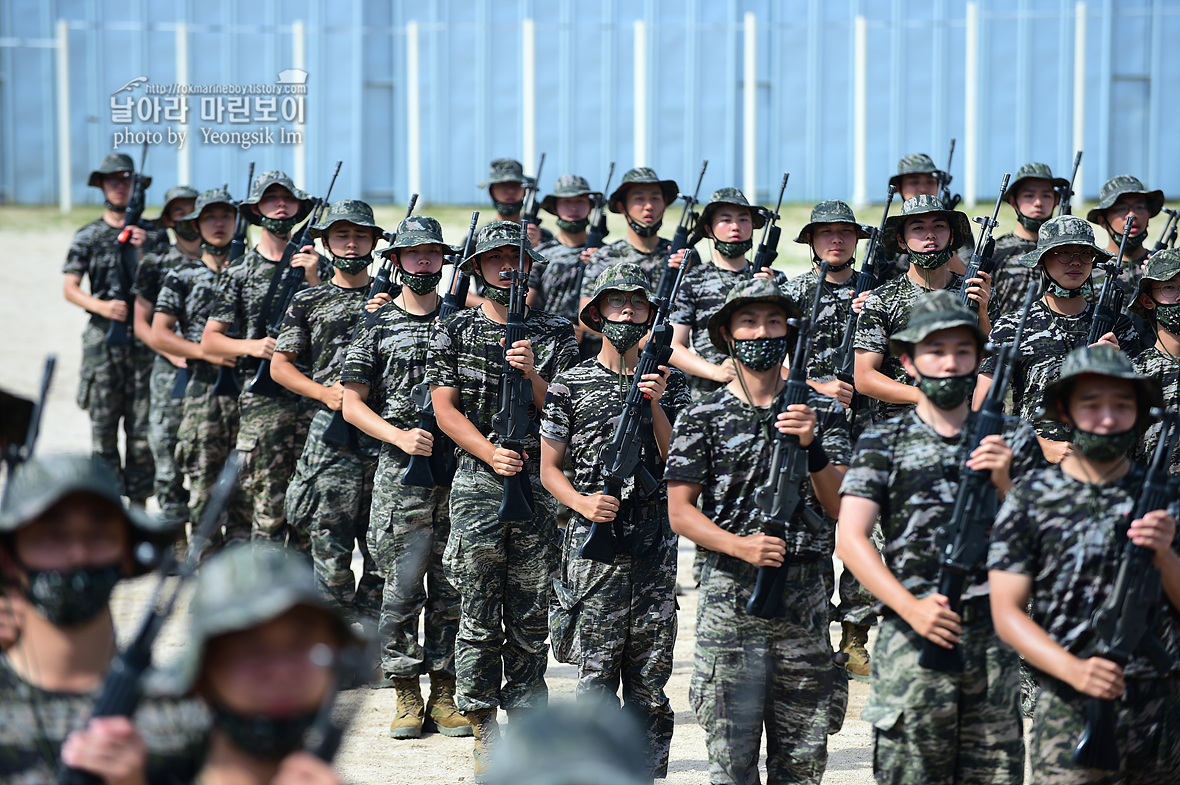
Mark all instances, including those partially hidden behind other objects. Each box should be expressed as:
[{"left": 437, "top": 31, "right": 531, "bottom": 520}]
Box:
[
  {"left": 625, "top": 209, "right": 662, "bottom": 239},
  {"left": 600, "top": 319, "right": 647, "bottom": 353},
  {"left": 732, "top": 336, "right": 790, "bottom": 372},
  {"left": 493, "top": 198, "right": 525, "bottom": 217},
  {"left": 714, "top": 238, "right": 753, "bottom": 259},
  {"left": 556, "top": 217, "right": 589, "bottom": 234},
  {"left": 916, "top": 373, "right": 975, "bottom": 410},
  {"left": 1107, "top": 225, "right": 1145, "bottom": 252},
  {"left": 1152, "top": 301, "right": 1180, "bottom": 333},
  {"left": 480, "top": 277, "right": 513, "bottom": 307},
  {"left": 202, "top": 240, "right": 232, "bottom": 257},
  {"left": 909, "top": 247, "right": 954, "bottom": 270},
  {"left": 259, "top": 215, "right": 300, "bottom": 235},
  {"left": 1016, "top": 211, "right": 1048, "bottom": 235},
  {"left": 211, "top": 704, "right": 319, "bottom": 760},
  {"left": 330, "top": 252, "right": 372, "bottom": 275},
  {"left": 174, "top": 220, "right": 201, "bottom": 242},
  {"left": 401, "top": 269, "right": 443, "bottom": 296},
  {"left": 1042, "top": 270, "right": 1091, "bottom": 299},
  {"left": 1071, "top": 427, "right": 1137, "bottom": 462},
  {"left": 24, "top": 563, "right": 122, "bottom": 627}
]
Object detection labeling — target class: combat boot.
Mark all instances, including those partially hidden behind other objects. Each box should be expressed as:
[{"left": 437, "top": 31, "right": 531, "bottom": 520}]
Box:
[
  {"left": 468, "top": 709, "right": 499, "bottom": 783},
  {"left": 840, "top": 622, "right": 871, "bottom": 682},
  {"left": 388, "top": 676, "right": 425, "bottom": 739},
  {"left": 425, "top": 672, "right": 472, "bottom": 737}
]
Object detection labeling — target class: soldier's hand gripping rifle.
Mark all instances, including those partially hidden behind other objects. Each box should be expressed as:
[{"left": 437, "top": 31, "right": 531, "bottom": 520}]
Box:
[
  {"left": 746, "top": 261, "right": 831, "bottom": 619},
  {"left": 938, "top": 139, "right": 961, "bottom": 212},
  {"left": 835, "top": 186, "right": 897, "bottom": 426},
  {"left": 439, "top": 212, "right": 480, "bottom": 321},
  {"left": 1058, "top": 151, "right": 1083, "bottom": 217},
  {"left": 751, "top": 173, "right": 789, "bottom": 275},
  {"left": 106, "top": 142, "right": 150, "bottom": 346},
  {"left": 653, "top": 160, "right": 708, "bottom": 306},
  {"left": 574, "top": 162, "right": 616, "bottom": 302},
  {"left": 1086, "top": 212, "right": 1133, "bottom": 346},
  {"left": 580, "top": 249, "right": 696, "bottom": 564},
  {"left": 1073, "top": 409, "right": 1178, "bottom": 771},
  {"left": 957, "top": 173, "right": 1010, "bottom": 309},
  {"left": 208, "top": 165, "right": 260, "bottom": 397},
  {"left": 321, "top": 194, "right": 419, "bottom": 448},
  {"left": 492, "top": 221, "right": 538, "bottom": 522},
  {"left": 919, "top": 282, "right": 1038, "bottom": 672},
  {"left": 1, "top": 356, "right": 56, "bottom": 507},
  {"left": 59, "top": 453, "right": 243, "bottom": 785},
  {"left": 244, "top": 161, "right": 343, "bottom": 398},
  {"left": 521, "top": 153, "right": 546, "bottom": 228},
  {"left": 1152, "top": 208, "right": 1179, "bottom": 253}
]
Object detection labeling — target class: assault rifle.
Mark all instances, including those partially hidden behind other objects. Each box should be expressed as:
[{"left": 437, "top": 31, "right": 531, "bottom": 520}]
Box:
[
  {"left": 835, "top": 186, "right": 896, "bottom": 426},
  {"left": 751, "top": 173, "right": 789, "bottom": 274},
  {"left": 957, "top": 173, "right": 1009, "bottom": 308},
  {"left": 244, "top": 161, "right": 342, "bottom": 398},
  {"left": 919, "top": 281, "right": 1039, "bottom": 672},
  {"left": 938, "top": 139, "right": 961, "bottom": 211},
  {"left": 1073, "top": 409, "right": 1178, "bottom": 771},
  {"left": 574, "top": 162, "right": 616, "bottom": 305},
  {"left": 1, "top": 356, "right": 56, "bottom": 508},
  {"left": 106, "top": 142, "right": 150, "bottom": 346},
  {"left": 208, "top": 164, "right": 259, "bottom": 398},
  {"left": 439, "top": 212, "right": 480, "bottom": 320},
  {"left": 59, "top": 453, "right": 243, "bottom": 785},
  {"left": 580, "top": 248, "right": 696, "bottom": 564},
  {"left": 521, "top": 153, "right": 546, "bottom": 228},
  {"left": 321, "top": 194, "right": 419, "bottom": 448},
  {"left": 1058, "top": 151, "right": 1082, "bottom": 217},
  {"left": 653, "top": 160, "right": 707, "bottom": 305},
  {"left": 1152, "top": 208, "right": 1179, "bottom": 253},
  {"left": 492, "top": 220, "right": 538, "bottom": 521},
  {"left": 227, "top": 162, "right": 255, "bottom": 263},
  {"left": 746, "top": 260, "right": 831, "bottom": 619},
  {"left": 368, "top": 193, "right": 419, "bottom": 297},
  {"left": 1086, "top": 212, "right": 1133, "bottom": 346}
]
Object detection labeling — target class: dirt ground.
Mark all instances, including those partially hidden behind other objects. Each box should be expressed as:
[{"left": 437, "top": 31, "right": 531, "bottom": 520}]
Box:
[{"left": 6, "top": 202, "right": 876, "bottom": 784}]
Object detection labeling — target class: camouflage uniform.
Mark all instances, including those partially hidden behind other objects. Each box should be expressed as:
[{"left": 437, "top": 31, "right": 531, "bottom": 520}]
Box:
[
  {"left": 580, "top": 239, "right": 674, "bottom": 308},
  {"left": 63, "top": 218, "right": 166, "bottom": 500},
  {"left": 541, "top": 342, "right": 692, "bottom": 777},
  {"left": 989, "top": 233, "right": 1039, "bottom": 318},
  {"left": 988, "top": 465, "right": 1180, "bottom": 784},
  {"left": 343, "top": 298, "right": 460, "bottom": 678},
  {"left": 840, "top": 407, "right": 1043, "bottom": 785},
  {"left": 1086, "top": 175, "right": 1166, "bottom": 289},
  {"left": 478, "top": 158, "right": 555, "bottom": 245},
  {"left": 528, "top": 242, "right": 584, "bottom": 325},
  {"left": 665, "top": 384, "right": 850, "bottom": 785},
  {"left": 428, "top": 225, "right": 580, "bottom": 711},
  {"left": 1129, "top": 250, "right": 1180, "bottom": 474},
  {"left": 135, "top": 243, "right": 196, "bottom": 526},
  {"left": 276, "top": 278, "right": 384, "bottom": 620}
]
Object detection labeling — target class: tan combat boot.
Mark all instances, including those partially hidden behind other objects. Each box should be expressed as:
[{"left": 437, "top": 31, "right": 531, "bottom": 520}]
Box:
[
  {"left": 425, "top": 672, "right": 473, "bottom": 737},
  {"left": 388, "top": 676, "right": 425, "bottom": 739},
  {"left": 468, "top": 709, "right": 499, "bottom": 783},
  {"left": 840, "top": 622, "right": 871, "bottom": 682}
]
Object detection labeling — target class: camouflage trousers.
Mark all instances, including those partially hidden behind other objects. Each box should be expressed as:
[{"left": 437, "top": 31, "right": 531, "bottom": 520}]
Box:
[
  {"left": 690, "top": 558, "right": 848, "bottom": 785},
  {"left": 835, "top": 521, "right": 884, "bottom": 626},
  {"left": 176, "top": 373, "right": 251, "bottom": 548},
  {"left": 285, "top": 409, "right": 383, "bottom": 621},
  {"left": 235, "top": 390, "right": 312, "bottom": 548},
  {"left": 76, "top": 320, "right": 155, "bottom": 500},
  {"left": 550, "top": 505, "right": 678, "bottom": 778},
  {"left": 147, "top": 356, "right": 188, "bottom": 527},
  {"left": 1030, "top": 674, "right": 1180, "bottom": 784},
  {"left": 368, "top": 444, "right": 458, "bottom": 678},
  {"left": 445, "top": 461, "right": 558, "bottom": 712},
  {"left": 863, "top": 607, "right": 1024, "bottom": 785}
]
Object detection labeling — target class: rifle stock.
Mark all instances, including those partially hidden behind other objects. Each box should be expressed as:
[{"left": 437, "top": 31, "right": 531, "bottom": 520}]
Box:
[
  {"left": 1086, "top": 212, "right": 1134, "bottom": 345},
  {"left": 401, "top": 383, "right": 445, "bottom": 488}
]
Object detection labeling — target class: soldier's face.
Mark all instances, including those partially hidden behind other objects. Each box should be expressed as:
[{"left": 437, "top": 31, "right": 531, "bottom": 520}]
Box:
[
  {"left": 810, "top": 223, "right": 858, "bottom": 265},
  {"left": 709, "top": 207, "right": 754, "bottom": 243},
  {"left": 903, "top": 327, "right": 979, "bottom": 380},
  {"left": 725, "top": 304, "right": 788, "bottom": 341},
  {"left": 621, "top": 185, "right": 666, "bottom": 227},
  {"left": 326, "top": 222, "right": 376, "bottom": 258},
  {"left": 12, "top": 493, "right": 130, "bottom": 574},
  {"left": 102, "top": 172, "right": 133, "bottom": 207},
  {"left": 1105, "top": 196, "right": 1151, "bottom": 238},
  {"left": 259, "top": 186, "right": 299, "bottom": 219},
  {"left": 1042, "top": 246, "right": 1095, "bottom": 290},
  {"left": 478, "top": 246, "right": 528, "bottom": 284},
  {"left": 594, "top": 290, "right": 652, "bottom": 324},
  {"left": 166, "top": 198, "right": 197, "bottom": 227},
  {"left": 1142, "top": 273, "right": 1180, "bottom": 313},
  {"left": 490, "top": 182, "right": 525, "bottom": 206},
  {"left": 397, "top": 244, "right": 446, "bottom": 275},
  {"left": 1063, "top": 377, "right": 1138, "bottom": 435},
  {"left": 199, "top": 205, "right": 237, "bottom": 247},
  {"left": 901, "top": 216, "right": 952, "bottom": 253},
  {"left": 899, "top": 173, "right": 939, "bottom": 201},
  {"left": 555, "top": 196, "right": 592, "bottom": 222},
  {"left": 200, "top": 605, "right": 342, "bottom": 717},
  {"left": 1011, "top": 181, "right": 1058, "bottom": 219}
]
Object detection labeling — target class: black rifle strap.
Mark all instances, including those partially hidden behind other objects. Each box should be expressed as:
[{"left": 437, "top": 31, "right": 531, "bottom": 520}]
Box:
[{"left": 252, "top": 254, "right": 288, "bottom": 340}]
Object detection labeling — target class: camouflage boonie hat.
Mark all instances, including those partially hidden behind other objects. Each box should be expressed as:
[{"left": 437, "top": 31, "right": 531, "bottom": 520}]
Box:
[
  {"left": 1018, "top": 215, "right": 1112, "bottom": 268},
  {"left": 239, "top": 170, "right": 315, "bottom": 226},
  {"left": 607, "top": 167, "right": 679, "bottom": 213},
  {"left": 461, "top": 220, "right": 545, "bottom": 272},
  {"left": 540, "top": 175, "right": 601, "bottom": 216},
  {"left": 88, "top": 152, "right": 152, "bottom": 189},
  {"left": 379, "top": 215, "right": 456, "bottom": 258},
  {"left": 165, "top": 543, "right": 362, "bottom": 695},
  {"left": 793, "top": 200, "right": 872, "bottom": 244},
  {"left": 1129, "top": 248, "right": 1180, "bottom": 320},
  {"left": 1085, "top": 175, "right": 1165, "bottom": 223},
  {"left": 888, "top": 290, "right": 989, "bottom": 357},
  {"left": 0, "top": 455, "right": 175, "bottom": 575},
  {"left": 887, "top": 153, "right": 945, "bottom": 190},
  {"left": 1040, "top": 344, "right": 1162, "bottom": 425},
  {"left": 179, "top": 187, "right": 237, "bottom": 222},
  {"left": 706, "top": 277, "right": 803, "bottom": 354},
  {"left": 882, "top": 195, "right": 973, "bottom": 255},
  {"left": 151, "top": 185, "right": 200, "bottom": 223},
  {"left": 579, "top": 263, "right": 653, "bottom": 332},
  {"left": 691, "top": 188, "right": 766, "bottom": 241},
  {"left": 479, "top": 158, "right": 531, "bottom": 189},
  {"left": 309, "top": 199, "right": 384, "bottom": 240},
  {"left": 1007, "top": 163, "right": 1069, "bottom": 201}
]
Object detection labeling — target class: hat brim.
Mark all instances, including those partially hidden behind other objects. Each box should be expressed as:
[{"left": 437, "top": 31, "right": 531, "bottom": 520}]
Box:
[
  {"left": 479, "top": 174, "right": 534, "bottom": 189},
  {"left": 460, "top": 242, "right": 546, "bottom": 273},
  {"left": 608, "top": 181, "right": 679, "bottom": 213},
  {"left": 888, "top": 170, "right": 947, "bottom": 190},
  {"left": 578, "top": 282, "right": 652, "bottom": 332},
  {"left": 180, "top": 199, "right": 238, "bottom": 223},
  {"left": 692, "top": 200, "right": 766, "bottom": 241},
  {"left": 1086, "top": 190, "right": 1166, "bottom": 223},
  {"left": 1129, "top": 258, "right": 1180, "bottom": 319},
  {"left": 1040, "top": 370, "right": 1163, "bottom": 424},
  {"left": 378, "top": 237, "right": 460, "bottom": 259},
  {"left": 882, "top": 209, "right": 974, "bottom": 257},
  {"left": 793, "top": 220, "right": 872, "bottom": 245},
  {"left": 541, "top": 191, "right": 601, "bottom": 216},
  {"left": 888, "top": 318, "right": 990, "bottom": 357},
  {"left": 309, "top": 218, "right": 385, "bottom": 240},
  {"left": 88, "top": 172, "right": 153, "bottom": 190},
  {"left": 1018, "top": 239, "right": 1113, "bottom": 269},
  {"left": 706, "top": 293, "right": 803, "bottom": 354},
  {"left": 1007, "top": 175, "right": 1070, "bottom": 201}
]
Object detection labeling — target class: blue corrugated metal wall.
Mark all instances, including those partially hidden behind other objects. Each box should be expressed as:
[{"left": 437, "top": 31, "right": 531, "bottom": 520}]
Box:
[{"left": 0, "top": 0, "right": 1177, "bottom": 206}]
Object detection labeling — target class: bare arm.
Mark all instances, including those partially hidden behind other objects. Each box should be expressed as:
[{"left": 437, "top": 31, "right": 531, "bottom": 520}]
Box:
[
  {"left": 667, "top": 481, "right": 786, "bottom": 567},
  {"left": 853, "top": 348, "right": 921, "bottom": 406},
  {"left": 971, "top": 372, "right": 993, "bottom": 410},
  {"left": 431, "top": 384, "right": 501, "bottom": 469},
  {"left": 271, "top": 350, "right": 342, "bottom": 410},
  {"left": 149, "top": 313, "right": 205, "bottom": 362},
  {"left": 669, "top": 323, "right": 734, "bottom": 383},
  {"left": 540, "top": 437, "right": 619, "bottom": 523},
  {"left": 341, "top": 383, "right": 432, "bottom": 456},
  {"left": 201, "top": 319, "right": 274, "bottom": 362},
  {"left": 64, "top": 272, "right": 124, "bottom": 320}
]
